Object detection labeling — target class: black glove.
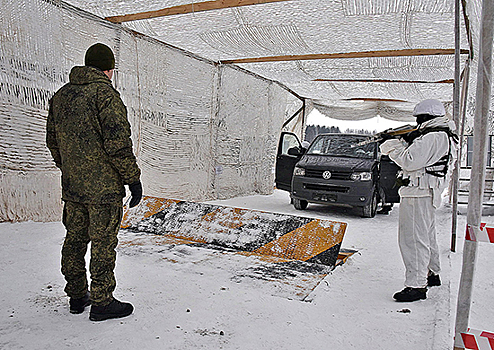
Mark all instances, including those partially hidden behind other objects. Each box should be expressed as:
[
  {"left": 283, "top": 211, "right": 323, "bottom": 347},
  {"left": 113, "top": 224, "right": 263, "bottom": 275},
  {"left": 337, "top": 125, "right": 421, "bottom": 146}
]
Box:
[
  {"left": 379, "top": 133, "right": 394, "bottom": 143},
  {"left": 128, "top": 181, "right": 142, "bottom": 208},
  {"left": 402, "top": 130, "right": 421, "bottom": 144},
  {"left": 394, "top": 176, "right": 410, "bottom": 188}
]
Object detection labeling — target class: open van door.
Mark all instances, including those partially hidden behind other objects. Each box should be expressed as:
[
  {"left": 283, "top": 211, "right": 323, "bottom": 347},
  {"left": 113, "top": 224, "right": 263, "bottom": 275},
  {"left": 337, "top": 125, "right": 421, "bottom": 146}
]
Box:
[
  {"left": 275, "top": 132, "right": 304, "bottom": 192},
  {"left": 379, "top": 155, "right": 401, "bottom": 203}
]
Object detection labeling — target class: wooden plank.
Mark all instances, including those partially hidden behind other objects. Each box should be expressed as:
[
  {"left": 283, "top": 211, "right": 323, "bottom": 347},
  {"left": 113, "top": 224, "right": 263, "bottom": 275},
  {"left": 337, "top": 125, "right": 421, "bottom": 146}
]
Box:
[
  {"left": 461, "top": 166, "right": 494, "bottom": 170},
  {"left": 220, "top": 48, "right": 471, "bottom": 64},
  {"left": 314, "top": 78, "right": 454, "bottom": 84},
  {"left": 459, "top": 189, "right": 494, "bottom": 194},
  {"left": 344, "top": 97, "right": 408, "bottom": 102},
  {"left": 458, "top": 201, "right": 494, "bottom": 206},
  {"left": 459, "top": 178, "right": 494, "bottom": 182},
  {"left": 105, "top": 0, "right": 291, "bottom": 23}
]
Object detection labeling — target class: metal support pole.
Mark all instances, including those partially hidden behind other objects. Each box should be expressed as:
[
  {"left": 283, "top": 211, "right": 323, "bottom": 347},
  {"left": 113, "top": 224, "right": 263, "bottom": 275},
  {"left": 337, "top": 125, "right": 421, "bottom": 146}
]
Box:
[
  {"left": 451, "top": 60, "right": 471, "bottom": 251},
  {"left": 453, "top": 0, "right": 494, "bottom": 347},
  {"left": 450, "top": 0, "right": 462, "bottom": 252},
  {"left": 282, "top": 104, "right": 304, "bottom": 128}
]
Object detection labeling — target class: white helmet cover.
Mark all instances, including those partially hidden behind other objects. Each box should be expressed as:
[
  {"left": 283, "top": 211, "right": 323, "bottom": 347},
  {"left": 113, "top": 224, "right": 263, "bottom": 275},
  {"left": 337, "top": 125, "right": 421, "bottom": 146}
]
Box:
[{"left": 413, "top": 99, "right": 445, "bottom": 117}]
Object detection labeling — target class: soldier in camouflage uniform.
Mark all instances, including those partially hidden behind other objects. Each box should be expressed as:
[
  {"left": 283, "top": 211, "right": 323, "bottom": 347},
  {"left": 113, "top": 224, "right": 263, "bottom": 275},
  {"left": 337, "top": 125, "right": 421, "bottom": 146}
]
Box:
[{"left": 46, "top": 43, "right": 142, "bottom": 321}]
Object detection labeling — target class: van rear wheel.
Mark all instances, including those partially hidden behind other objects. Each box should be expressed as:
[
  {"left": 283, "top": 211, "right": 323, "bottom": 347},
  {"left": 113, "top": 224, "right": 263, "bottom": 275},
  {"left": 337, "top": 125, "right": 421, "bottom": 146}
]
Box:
[
  {"left": 361, "top": 189, "right": 378, "bottom": 218},
  {"left": 293, "top": 198, "right": 308, "bottom": 210}
]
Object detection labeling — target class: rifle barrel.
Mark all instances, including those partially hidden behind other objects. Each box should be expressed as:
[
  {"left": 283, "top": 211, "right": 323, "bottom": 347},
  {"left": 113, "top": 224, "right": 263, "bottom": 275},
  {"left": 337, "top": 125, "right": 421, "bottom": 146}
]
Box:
[{"left": 351, "top": 125, "right": 416, "bottom": 147}]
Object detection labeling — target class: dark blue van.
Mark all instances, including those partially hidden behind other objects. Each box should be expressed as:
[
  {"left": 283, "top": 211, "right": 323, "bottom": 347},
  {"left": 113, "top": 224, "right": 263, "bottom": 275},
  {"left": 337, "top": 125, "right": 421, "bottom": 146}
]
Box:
[{"left": 275, "top": 132, "right": 400, "bottom": 218}]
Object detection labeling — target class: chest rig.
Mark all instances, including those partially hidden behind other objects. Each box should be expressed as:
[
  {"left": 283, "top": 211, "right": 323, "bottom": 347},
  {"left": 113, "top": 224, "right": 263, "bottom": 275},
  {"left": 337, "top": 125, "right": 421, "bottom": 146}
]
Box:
[{"left": 406, "top": 127, "right": 459, "bottom": 178}]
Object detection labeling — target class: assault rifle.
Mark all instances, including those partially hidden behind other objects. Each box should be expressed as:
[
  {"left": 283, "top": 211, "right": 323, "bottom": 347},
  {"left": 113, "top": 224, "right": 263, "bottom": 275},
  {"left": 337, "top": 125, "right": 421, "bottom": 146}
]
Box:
[{"left": 352, "top": 124, "right": 417, "bottom": 147}]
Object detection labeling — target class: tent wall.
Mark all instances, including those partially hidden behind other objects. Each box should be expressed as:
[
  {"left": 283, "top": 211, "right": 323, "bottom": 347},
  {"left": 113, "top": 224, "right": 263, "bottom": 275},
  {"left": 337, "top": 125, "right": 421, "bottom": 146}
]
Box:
[
  {"left": 0, "top": 0, "right": 296, "bottom": 221},
  {"left": 213, "top": 66, "right": 287, "bottom": 199}
]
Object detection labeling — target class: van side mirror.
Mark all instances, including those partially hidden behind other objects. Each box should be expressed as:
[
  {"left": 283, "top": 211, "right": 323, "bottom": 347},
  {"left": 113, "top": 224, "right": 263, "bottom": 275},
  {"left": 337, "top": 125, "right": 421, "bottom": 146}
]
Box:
[{"left": 288, "top": 147, "right": 303, "bottom": 156}]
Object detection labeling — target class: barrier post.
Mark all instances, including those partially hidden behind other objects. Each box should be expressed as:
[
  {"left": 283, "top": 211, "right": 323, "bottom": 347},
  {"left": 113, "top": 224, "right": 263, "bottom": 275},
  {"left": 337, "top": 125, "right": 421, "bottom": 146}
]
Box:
[{"left": 453, "top": 0, "right": 494, "bottom": 347}]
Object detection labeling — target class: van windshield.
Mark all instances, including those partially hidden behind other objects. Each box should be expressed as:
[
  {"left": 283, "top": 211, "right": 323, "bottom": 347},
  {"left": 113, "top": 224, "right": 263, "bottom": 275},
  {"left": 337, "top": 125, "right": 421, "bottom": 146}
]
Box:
[{"left": 307, "top": 134, "right": 376, "bottom": 159}]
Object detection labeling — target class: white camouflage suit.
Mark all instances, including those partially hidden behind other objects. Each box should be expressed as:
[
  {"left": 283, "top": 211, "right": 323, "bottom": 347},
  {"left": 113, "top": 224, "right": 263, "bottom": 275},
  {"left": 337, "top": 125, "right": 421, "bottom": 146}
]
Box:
[{"left": 380, "top": 114, "right": 457, "bottom": 288}]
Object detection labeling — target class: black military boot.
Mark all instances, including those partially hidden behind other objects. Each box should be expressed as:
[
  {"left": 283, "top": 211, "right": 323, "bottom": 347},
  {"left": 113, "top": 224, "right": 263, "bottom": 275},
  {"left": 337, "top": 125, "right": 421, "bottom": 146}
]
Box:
[
  {"left": 393, "top": 287, "right": 427, "bottom": 302},
  {"left": 89, "top": 299, "right": 134, "bottom": 321},
  {"left": 427, "top": 272, "right": 441, "bottom": 287},
  {"left": 69, "top": 292, "right": 91, "bottom": 314}
]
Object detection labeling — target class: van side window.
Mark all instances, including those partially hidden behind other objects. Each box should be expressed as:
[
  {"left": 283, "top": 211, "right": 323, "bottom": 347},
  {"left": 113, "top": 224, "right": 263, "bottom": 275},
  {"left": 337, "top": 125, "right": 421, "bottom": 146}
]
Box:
[{"left": 282, "top": 134, "right": 301, "bottom": 155}]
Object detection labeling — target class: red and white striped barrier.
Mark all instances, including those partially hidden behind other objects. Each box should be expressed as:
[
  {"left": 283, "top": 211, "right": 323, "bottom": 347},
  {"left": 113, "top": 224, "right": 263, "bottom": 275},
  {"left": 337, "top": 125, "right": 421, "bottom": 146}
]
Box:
[
  {"left": 466, "top": 223, "right": 494, "bottom": 244},
  {"left": 456, "top": 329, "right": 494, "bottom": 349}
]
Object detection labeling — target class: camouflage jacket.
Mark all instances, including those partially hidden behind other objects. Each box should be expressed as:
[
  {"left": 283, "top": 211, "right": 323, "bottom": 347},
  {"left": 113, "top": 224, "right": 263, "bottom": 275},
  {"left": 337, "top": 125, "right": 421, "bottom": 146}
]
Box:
[{"left": 46, "top": 66, "right": 141, "bottom": 204}]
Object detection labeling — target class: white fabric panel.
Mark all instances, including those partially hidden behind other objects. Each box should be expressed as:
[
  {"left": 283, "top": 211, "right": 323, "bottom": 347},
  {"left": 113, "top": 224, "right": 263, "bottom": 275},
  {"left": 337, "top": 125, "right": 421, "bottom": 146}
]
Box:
[{"left": 213, "top": 66, "right": 287, "bottom": 198}]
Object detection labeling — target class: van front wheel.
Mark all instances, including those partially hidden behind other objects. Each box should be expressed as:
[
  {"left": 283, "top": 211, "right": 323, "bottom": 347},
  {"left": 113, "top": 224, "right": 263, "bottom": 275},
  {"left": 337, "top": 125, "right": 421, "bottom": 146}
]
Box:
[
  {"left": 293, "top": 198, "right": 308, "bottom": 210},
  {"left": 361, "top": 189, "right": 378, "bottom": 218}
]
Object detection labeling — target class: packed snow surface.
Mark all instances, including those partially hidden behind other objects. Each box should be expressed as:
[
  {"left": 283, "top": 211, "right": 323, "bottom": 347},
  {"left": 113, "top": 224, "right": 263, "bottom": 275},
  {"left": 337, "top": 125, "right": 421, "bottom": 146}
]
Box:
[{"left": 1, "top": 190, "right": 493, "bottom": 350}]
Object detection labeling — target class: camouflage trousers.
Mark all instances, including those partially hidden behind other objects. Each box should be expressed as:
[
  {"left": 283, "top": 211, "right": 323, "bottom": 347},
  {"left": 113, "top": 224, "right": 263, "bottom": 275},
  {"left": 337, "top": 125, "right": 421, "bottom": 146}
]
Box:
[{"left": 61, "top": 200, "right": 123, "bottom": 306}]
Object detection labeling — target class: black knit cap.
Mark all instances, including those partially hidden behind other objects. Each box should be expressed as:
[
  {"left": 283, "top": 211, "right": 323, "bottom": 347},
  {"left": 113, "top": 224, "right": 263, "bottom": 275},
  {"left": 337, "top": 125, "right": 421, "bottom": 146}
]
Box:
[{"left": 85, "top": 43, "right": 115, "bottom": 71}]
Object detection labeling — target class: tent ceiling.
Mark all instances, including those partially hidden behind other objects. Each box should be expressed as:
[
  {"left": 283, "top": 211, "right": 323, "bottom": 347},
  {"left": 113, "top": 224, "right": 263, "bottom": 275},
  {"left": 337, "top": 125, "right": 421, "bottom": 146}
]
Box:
[{"left": 63, "top": 0, "right": 472, "bottom": 121}]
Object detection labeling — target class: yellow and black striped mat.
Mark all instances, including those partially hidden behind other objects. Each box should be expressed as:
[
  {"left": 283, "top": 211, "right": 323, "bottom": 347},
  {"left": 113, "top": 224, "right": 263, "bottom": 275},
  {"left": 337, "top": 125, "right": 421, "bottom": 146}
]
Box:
[{"left": 121, "top": 196, "right": 350, "bottom": 268}]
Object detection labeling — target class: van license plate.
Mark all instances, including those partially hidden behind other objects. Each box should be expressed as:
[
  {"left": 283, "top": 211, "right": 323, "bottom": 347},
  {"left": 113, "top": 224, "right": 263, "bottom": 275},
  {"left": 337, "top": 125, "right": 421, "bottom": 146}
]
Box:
[{"left": 313, "top": 194, "right": 337, "bottom": 202}]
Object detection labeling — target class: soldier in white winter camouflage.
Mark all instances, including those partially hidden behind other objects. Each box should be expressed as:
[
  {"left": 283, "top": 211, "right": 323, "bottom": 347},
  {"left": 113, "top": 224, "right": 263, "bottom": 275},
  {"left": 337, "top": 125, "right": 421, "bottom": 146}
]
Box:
[{"left": 380, "top": 99, "right": 458, "bottom": 302}]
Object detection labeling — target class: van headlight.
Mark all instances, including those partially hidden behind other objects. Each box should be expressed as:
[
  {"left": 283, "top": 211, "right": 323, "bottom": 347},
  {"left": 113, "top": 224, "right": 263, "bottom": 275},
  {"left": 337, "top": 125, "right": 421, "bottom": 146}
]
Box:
[
  {"left": 351, "top": 172, "right": 372, "bottom": 181},
  {"left": 294, "top": 167, "right": 305, "bottom": 176}
]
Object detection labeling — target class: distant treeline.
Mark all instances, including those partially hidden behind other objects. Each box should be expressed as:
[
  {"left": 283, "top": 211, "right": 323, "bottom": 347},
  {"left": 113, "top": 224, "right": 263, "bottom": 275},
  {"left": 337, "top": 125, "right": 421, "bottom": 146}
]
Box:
[{"left": 304, "top": 124, "right": 374, "bottom": 143}]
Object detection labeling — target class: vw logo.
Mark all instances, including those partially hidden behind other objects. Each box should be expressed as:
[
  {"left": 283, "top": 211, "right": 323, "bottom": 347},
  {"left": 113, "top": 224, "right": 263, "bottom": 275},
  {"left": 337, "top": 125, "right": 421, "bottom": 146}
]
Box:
[{"left": 322, "top": 171, "right": 332, "bottom": 180}]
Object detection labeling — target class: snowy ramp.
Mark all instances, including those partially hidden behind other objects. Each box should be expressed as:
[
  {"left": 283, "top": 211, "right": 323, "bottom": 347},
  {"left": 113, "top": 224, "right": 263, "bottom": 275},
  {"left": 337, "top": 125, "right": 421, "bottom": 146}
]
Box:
[{"left": 121, "top": 196, "right": 348, "bottom": 268}]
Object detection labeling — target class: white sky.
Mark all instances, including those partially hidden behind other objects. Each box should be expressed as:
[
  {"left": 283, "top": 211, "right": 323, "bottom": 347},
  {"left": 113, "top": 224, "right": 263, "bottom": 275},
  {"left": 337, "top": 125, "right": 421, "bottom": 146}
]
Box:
[{"left": 306, "top": 109, "right": 411, "bottom": 133}]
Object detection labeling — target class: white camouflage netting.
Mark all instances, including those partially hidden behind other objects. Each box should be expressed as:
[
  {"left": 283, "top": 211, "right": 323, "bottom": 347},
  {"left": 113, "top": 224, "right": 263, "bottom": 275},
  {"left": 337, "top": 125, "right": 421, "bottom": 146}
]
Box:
[
  {"left": 60, "top": 0, "right": 491, "bottom": 121},
  {"left": 0, "top": 0, "right": 301, "bottom": 221},
  {"left": 1, "top": 0, "right": 493, "bottom": 221}
]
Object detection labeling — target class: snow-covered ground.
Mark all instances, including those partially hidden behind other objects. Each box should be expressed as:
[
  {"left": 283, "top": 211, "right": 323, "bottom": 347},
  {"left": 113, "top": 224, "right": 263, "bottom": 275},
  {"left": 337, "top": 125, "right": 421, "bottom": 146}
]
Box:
[{"left": 1, "top": 190, "right": 492, "bottom": 350}]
